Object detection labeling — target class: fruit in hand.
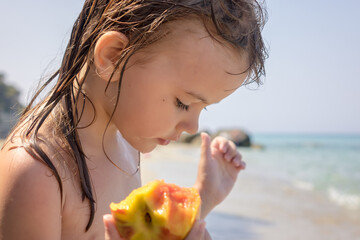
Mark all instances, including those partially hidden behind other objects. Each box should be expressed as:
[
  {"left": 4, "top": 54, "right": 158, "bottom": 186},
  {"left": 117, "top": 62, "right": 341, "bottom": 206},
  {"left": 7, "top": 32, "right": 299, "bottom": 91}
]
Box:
[{"left": 110, "top": 180, "right": 201, "bottom": 240}]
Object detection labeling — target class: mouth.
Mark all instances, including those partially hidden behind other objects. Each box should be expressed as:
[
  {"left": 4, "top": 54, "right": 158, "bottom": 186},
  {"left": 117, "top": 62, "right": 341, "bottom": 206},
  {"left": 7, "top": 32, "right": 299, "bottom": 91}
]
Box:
[{"left": 157, "top": 138, "right": 171, "bottom": 146}]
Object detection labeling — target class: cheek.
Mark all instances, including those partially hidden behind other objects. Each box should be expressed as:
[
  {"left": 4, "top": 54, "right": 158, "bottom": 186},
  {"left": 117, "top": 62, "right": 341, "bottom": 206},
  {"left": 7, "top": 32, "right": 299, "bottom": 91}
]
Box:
[
  {"left": 138, "top": 98, "right": 177, "bottom": 134},
  {"left": 116, "top": 92, "right": 176, "bottom": 136},
  {"left": 114, "top": 66, "right": 179, "bottom": 136}
]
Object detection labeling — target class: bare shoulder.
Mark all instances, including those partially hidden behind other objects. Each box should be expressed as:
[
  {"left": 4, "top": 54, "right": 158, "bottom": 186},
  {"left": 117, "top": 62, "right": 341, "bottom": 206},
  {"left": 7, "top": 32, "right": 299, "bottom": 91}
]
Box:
[{"left": 0, "top": 140, "right": 62, "bottom": 240}]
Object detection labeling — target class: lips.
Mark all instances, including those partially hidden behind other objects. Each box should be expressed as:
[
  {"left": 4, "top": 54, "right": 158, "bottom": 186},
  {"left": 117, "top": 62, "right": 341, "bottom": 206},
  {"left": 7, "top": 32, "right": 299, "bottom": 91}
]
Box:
[
  {"left": 157, "top": 138, "right": 171, "bottom": 145},
  {"left": 157, "top": 134, "right": 181, "bottom": 146}
]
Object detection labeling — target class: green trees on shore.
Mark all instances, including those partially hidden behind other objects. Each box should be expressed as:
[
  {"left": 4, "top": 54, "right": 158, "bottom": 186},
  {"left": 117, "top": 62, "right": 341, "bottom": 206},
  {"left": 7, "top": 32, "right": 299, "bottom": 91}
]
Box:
[
  {"left": 0, "top": 72, "right": 23, "bottom": 138},
  {"left": 0, "top": 73, "right": 22, "bottom": 112}
]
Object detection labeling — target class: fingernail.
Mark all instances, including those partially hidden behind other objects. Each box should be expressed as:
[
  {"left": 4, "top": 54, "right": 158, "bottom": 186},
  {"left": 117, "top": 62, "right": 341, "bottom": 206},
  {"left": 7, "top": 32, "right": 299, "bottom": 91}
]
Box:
[
  {"left": 233, "top": 158, "right": 240, "bottom": 167},
  {"left": 103, "top": 215, "right": 111, "bottom": 230},
  {"left": 241, "top": 161, "right": 246, "bottom": 169},
  {"left": 198, "top": 219, "right": 206, "bottom": 227}
]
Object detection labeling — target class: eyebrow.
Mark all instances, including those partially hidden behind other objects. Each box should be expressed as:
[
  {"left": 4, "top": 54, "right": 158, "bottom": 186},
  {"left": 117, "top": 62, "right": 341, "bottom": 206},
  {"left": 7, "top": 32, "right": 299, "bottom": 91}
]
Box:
[
  {"left": 225, "top": 70, "right": 248, "bottom": 76},
  {"left": 185, "top": 91, "right": 209, "bottom": 104}
]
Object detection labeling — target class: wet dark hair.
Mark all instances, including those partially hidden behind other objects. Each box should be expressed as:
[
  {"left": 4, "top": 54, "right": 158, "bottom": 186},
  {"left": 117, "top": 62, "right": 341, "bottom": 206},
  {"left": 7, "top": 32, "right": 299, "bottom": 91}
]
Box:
[{"left": 9, "top": 0, "right": 267, "bottom": 231}]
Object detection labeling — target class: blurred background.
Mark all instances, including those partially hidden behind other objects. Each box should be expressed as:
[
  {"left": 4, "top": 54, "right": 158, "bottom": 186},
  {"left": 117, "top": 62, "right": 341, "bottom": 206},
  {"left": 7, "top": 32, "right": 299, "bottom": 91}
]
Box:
[
  {"left": 1, "top": 1, "right": 360, "bottom": 239},
  {"left": 0, "top": 0, "right": 359, "bottom": 135}
]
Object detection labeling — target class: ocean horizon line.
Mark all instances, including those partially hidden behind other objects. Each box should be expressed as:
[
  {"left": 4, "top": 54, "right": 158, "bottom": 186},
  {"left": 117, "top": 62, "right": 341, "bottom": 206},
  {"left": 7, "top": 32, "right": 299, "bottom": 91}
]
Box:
[{"left": 249, "top": 132, "right": 360, "bottom": 138}]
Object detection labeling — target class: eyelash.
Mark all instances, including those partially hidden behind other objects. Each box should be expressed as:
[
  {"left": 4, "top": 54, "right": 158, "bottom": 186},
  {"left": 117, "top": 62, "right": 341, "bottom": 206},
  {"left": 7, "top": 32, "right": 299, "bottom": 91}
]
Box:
[
  {"left": 175, "top": 98, "right": 208, "bottom": 111},
  {"left": 176, "top": 98, "right": 190, "bottom": 111}
]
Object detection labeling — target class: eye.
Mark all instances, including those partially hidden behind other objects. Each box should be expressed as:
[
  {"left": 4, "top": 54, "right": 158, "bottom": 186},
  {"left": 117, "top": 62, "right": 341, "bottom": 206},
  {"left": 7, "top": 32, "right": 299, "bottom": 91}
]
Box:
[{"left": 175, "top": 98, "right": 189, "bottom": 111}]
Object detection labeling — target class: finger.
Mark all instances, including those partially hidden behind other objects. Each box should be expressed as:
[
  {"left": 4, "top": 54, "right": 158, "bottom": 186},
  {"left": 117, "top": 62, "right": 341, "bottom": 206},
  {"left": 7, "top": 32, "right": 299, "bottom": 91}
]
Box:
[
  {"left": 231, "top": 152, "right": 242, "bottom": 166},
  {"left": 210, "top": 137, "right": 228, "bottom": 160},
  {"left": 204, "top": 228, "right": 213, "bottom": 240},
  {"left": 219, "top": 141, "right": 229, "bottom": 154},
  {"left": 104, "top": 214, "right": 123, "bottom": 240},
  {"left": 185, "top": 220, "right": 206, "bottom": 240},
  {"left": 223, "top": 141, "right": 238, "bottom": 162},
  {"left": 201, "top": 132, "right": 211, "bottom": 161},
  {"left": 231, "top": 154, "right": 246, "bottom": 169}
]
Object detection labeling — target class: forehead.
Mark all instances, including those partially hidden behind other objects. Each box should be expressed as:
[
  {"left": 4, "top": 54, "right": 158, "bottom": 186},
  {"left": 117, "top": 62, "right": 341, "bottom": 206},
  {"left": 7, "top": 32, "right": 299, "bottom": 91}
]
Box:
[
  {"left": 149, "top": 19, "right": 249, "bottom": 73},
  {"left": 133, "top": 19, "right": 249, "bottom": 102},
  {"left": 172, "top": 21, "right": 247, "bottom": 85}
]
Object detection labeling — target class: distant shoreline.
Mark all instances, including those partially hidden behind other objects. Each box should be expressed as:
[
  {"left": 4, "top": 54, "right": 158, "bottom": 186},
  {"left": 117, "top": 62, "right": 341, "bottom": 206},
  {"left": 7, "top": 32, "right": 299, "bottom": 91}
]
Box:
[{"left": 251, "top": 132, "right": 360, "bottom": 137}]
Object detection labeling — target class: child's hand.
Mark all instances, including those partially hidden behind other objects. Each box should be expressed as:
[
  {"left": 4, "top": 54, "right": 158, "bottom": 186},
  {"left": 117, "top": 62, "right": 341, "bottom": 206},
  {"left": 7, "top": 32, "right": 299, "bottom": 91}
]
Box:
[
  {"left": 185, "top": 220, "right": 212, "bottom": 240},
  {"left": 104, "top": 214, "right": 125, "bottom": 240},
  {"left": 104, "top": 214, "right": 211, "bottom": 240},
  {"left": 194, "top": 132, "right": 246, "bottom": 219}
]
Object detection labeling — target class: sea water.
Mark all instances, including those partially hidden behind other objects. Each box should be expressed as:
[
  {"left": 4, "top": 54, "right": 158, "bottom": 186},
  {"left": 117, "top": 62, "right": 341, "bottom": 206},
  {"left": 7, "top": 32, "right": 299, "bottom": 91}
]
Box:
[
  {"left": 142, "top": 135, "right": 360, "bottom": 239},
  {"left": 144, "top": 134, "right": 360, "bottom": 210},
  {"left": 205, "top": 134, "right": 360, "bottom": 239},
  {"left": 243, "top": 134, "right": 360, "bottom": 210}
]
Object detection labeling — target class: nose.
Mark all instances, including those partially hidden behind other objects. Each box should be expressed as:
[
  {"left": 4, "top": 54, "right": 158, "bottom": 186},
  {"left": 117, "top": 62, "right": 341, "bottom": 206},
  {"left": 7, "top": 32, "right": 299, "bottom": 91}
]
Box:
[{"left": 177, "top": 113, "right": 199, "bottom": 135}]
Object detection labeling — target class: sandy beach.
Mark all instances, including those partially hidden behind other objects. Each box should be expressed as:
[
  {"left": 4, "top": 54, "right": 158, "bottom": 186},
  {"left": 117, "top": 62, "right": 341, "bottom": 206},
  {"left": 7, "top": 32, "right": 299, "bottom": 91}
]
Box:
[
  {"left": 141, "top": 143, "right": 360, "bottom": 240},
  {"left": 1, "top": 139, "right": 359, "bottom": 240}
]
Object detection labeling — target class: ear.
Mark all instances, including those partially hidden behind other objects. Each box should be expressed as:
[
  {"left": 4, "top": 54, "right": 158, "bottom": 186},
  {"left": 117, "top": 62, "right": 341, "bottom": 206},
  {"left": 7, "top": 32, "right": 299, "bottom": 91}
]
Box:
[{"left": 93, "top": 31, "right": 129, "bottom": 81}]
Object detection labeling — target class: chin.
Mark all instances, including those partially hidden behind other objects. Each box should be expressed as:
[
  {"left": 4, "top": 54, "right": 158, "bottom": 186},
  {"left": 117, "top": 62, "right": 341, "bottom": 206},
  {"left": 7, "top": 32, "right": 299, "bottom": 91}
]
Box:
[
  {"left": 139, "top": 147, "right": 156, "bottom": 154},
  {"left": 133, "top": 142, "right": 157, "bottom": 154}
]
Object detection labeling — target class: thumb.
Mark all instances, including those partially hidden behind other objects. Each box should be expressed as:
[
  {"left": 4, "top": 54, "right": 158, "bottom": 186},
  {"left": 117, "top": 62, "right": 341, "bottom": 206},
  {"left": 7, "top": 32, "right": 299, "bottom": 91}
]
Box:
[
  {"left": 185, "top": 220, "right": 206, "bottom": 240},
  {"left": 201, "top": 132, "right": 211, "bottom": 161},
  {"left": 104, "top": 214, "right": 123, "bottom": 240}
]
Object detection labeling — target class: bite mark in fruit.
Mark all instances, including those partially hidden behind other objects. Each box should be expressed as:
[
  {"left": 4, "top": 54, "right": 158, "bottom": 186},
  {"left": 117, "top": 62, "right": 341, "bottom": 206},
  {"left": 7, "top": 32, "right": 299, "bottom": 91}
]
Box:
[{"left": 110, "top": 180, "right": 201, "bottom": 240}]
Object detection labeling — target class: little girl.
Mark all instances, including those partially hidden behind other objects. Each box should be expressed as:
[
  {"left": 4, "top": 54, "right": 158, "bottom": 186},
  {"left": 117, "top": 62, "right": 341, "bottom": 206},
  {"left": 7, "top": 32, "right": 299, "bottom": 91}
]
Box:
[{"left": 0, "top": 0, "right": 267, "bottom": 239}]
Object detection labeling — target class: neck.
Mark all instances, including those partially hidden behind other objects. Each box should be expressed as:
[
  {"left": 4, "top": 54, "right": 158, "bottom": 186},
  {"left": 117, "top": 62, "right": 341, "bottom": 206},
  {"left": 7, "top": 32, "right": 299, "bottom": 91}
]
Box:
[{"left": 73, "top": 65, "right": 140, "bottom": 175}]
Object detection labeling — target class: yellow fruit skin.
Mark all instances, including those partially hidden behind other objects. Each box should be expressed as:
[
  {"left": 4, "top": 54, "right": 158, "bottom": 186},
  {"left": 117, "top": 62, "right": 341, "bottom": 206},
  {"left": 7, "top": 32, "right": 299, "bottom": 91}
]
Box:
[{"left": 110, "top": 180, "right": 201, "bottom": 240}]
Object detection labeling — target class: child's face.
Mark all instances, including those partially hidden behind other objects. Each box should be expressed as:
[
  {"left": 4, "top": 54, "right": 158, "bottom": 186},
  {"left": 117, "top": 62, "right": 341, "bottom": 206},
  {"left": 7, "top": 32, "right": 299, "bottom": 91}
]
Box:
[{"left": 112, "top": 20, "right": 249, "bottom": 153}]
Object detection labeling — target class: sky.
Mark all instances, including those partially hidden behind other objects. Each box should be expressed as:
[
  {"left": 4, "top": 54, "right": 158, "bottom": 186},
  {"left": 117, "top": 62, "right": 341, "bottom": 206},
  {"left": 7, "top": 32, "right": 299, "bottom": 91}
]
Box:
[{"left": 0, "top": 0, "right": 359, "bottom": 135}]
